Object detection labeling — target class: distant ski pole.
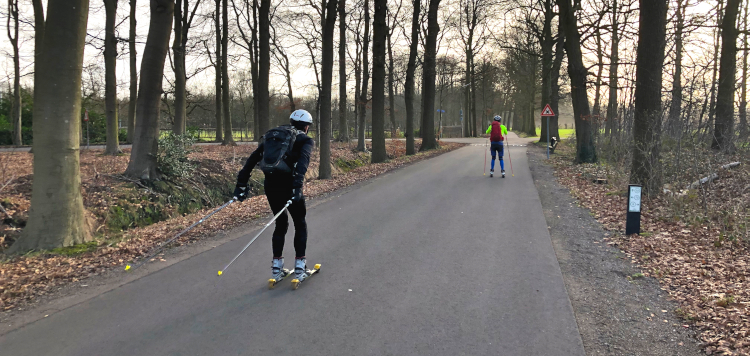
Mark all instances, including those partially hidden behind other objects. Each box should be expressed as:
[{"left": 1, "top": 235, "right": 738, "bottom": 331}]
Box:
[
  {"left": 484, "top": 139, "right": 488, "bottom": 176},
  {"left": 125, "top": 198, "right": 237, "bottom": 272},
  {"left": 506, "top": 139, "right": 514, "bottom": 177},
  {"left": 218, "top": 200, "right": 292, "bottom": 276}
]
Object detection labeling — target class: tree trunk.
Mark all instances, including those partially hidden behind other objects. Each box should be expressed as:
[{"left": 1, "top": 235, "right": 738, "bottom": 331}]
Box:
[
  {"left": 104, "top": 0, "right": 122, "bottom": 154},
  {"left": 222, "top": 0, "right": 235, "bottom": 145},
  {"left": 11, "top": 0, "right": 93, "bottom": 253},
  {"left": 319, "top": 0, "right": 338, "bottom": 178},
  {"left": 605, "top": 0, "right": 618, "bottom": 137},
  {"left": 7, "top": 0, "right": 21, "bottom": 146},
  {"left": 419, "top": 0, "right": 440, "bottom": 151},
  {"left": 557, "top": 0, "right": 595, "bottom": 163},
  {"left": 526, "top": 54, "right": 538, "bottom": 137},
  {"left": 258, "top": 0, "right": 271, "bottom": 135},
  {"left": 30, "top": 0, "right": 44, "bottom": 152},
  {"left": 387, "top": 23, "right": 396, "bottom": 140},
  {"left": 214, "top": 0, "right": 223, "bottom": 141},
  {"left": 338, "top": 0, "right": 348, "bottom": 142},
  {"left": 667, "top": 0, "right": 685, "bottom": 139},
  {"left": 712, "top": 0, "right": 740, "bottom": 153},
  {"left": 357, "top": 0, "right": 370, "bottom": 152},
  {"left": 251, "top": 0, "right": 260, "bottom": 140},
  {"left": 593, "top": 28, "right": 603, "bottom": 117},
  {"left": 172, "top": 0, "right": 187, "bottom": 134},
  {"left": 464, "top": 57, "right": 471, "bottom": 137},
  {"left": 124, "top": 0, "right": 175, "bottom": 180},
  {"left": 539, "top": 0, "right": 554, "bottom": 143},
  {"left": 404, "top": 0, "right": 418, "bottom": 154},
  {"left": 707, "top": 0, "right": 723, "bottom": 139},
  {"left": 371, "top": 0, "right": 387, "bottom": 162},
  {"left": 631, "top": 0, "right": 668, "bottom": 192},
  {"left": 128, "top": 0, "right": 137, "bottom": 143},
  {"left": 740, "top": 0, "right": 748, "bottom": 141}
]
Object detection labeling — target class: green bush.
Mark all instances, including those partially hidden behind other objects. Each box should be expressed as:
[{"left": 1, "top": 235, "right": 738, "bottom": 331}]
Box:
[{"left": 157, "top": 133, "right": 196, "bottom": 177}]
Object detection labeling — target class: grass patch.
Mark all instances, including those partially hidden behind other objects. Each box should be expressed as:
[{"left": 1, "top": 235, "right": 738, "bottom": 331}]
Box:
[{"left": 50, "top": 241, "right": 98, "bottom": 256}]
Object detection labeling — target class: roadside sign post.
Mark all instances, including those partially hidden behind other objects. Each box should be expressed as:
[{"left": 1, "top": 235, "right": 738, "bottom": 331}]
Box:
[
  {"left": 541, "top": 104, "right": 555, "bottom": 159},
  {"left": 626, "top": 184, "right": 642, "bottom": 235}
]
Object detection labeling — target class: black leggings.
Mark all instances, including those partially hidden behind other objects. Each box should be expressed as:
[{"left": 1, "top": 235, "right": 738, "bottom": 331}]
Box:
[{"left": 266, "top": 190, "right": 307, "bottom": 258}]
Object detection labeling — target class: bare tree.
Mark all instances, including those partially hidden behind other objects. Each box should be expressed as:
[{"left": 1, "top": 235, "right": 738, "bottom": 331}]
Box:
[
  {"left": 357, "top": 0, "right": 371, "bottom": 151},
  {"left": 404, "top": 0, "right": 419, "bottom": 154},
  {"left": 666, "top": 0, "right": 687, "bottom": 138},
  {"left": 386, "top": 0, "right": 402, "bottom": 139},
  {"left": 222, "top": 0, "right": 235, "bottom": 145},
  {"left": 172, "top": 0, "right": 203, "bottom": 134},
  {"left": 271, "top": 22, "right": 295, "bottom": 111},
  {"left": 631, "top": 0, "right": 668, "bottom": 192},
  {"left": 125, "top": 0, "right": 176, "bottom": 180},
  {"left": 337, "top": 0, "right": 349, "bottom": 141},
  {"left": 557, "top": 0, "right": 595, "bottom": 163},
  {"left": 319, "top": 0, "right": 339, "bottom": 177},
  {"left": 712, "top": 0, "right": 741, "bottom": 153},
  {"left": 11, "top": 0, "right": 93, "bottom": 252},
  {"left": 740, "top": 0, "right": 748, "bottom": 140},
  {"left": 104, "top": 0, "right": 122, "bottom": 154},
  {"left": 6, "top": 0, "right": 21, "bottom": 146},
  {"left": 419, "top": 0, "right": 440, "bottom": 151},
  {"left": 371, "top": 0, "right": 387, "bottom": 162},
  {"left": 604, "top": 0, "right": 620, "bottom": 138},
  {"left": 128, "top": 0, "right": 137, "bottom": 143},
  {"left": 215, "top": 0, "right": 224, "bottom": 141},
  {"left": 258, "top": 0, "right": 271, "bottom": 135}
]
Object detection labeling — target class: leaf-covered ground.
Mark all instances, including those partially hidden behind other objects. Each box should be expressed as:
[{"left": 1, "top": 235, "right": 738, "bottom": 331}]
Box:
[
  {"left": 549, "top": 141, "right": 750, "bottom": 355},
  {"left": 0, "top": 140, "right": 463, "bottom": 312}
]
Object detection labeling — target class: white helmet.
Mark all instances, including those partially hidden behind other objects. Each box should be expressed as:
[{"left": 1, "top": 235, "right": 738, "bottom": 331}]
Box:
[
  {"left": 493, "top": 115, "right": 502, "bottom": 122},
  {"left": 290, "top": 109, "right": 313, "bottom": 124}
]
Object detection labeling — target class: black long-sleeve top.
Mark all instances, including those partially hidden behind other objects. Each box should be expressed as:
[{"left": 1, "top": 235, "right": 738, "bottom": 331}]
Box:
[{"left": 236, "top": 130, "right": 314, "bottom": 191}]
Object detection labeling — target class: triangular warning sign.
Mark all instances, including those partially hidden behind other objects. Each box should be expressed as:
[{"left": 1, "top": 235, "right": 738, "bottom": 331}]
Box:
[{"left": 541, "top": 104, "right": 555, "bottom": 117}]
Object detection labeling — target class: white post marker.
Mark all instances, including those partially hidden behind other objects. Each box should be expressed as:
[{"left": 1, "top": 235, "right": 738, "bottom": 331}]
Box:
[
  {"left": 541, "top": 104, "right": 555, "bottom": 159},
  {"left": 626, "top": 184, "right": 642, "bottom": 235}
]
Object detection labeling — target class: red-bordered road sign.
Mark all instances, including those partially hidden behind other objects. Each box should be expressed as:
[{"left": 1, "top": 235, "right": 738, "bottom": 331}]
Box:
[{"left": 541, "top": 104, "right": 555, "bottom": 117}]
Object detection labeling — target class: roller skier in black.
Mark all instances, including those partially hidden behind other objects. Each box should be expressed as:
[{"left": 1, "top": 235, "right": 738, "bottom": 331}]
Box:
[{"left": 233, "top": 109, "right": 315, "bottom": 283}]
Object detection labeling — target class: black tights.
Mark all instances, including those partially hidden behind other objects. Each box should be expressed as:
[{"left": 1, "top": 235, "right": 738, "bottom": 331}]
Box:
[{"left": 266, "top": 190, "right": 307, "bottom": 258}]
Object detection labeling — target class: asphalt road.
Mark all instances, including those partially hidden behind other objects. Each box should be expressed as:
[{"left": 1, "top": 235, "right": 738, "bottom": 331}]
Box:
[{"left": 0, "top": 136, "right": 585, "bottom": 356}]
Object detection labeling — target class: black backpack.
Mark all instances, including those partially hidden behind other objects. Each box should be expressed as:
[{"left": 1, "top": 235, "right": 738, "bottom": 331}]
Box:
[{"left": 259, "top": 125, "right": 298, "bottom": 174}]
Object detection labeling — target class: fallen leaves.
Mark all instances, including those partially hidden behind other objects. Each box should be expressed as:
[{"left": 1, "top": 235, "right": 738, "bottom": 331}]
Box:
[{"left": 549, "top": 143, "right": 750, "bottom": 355}]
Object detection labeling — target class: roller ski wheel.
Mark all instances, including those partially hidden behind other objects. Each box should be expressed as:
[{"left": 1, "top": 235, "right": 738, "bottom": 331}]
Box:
[
  {"left": 268, "top": 269, "right": 294, "bottom": 289},
  {"left": 291, "top": 264, "right": 321, "bottom": 290}
]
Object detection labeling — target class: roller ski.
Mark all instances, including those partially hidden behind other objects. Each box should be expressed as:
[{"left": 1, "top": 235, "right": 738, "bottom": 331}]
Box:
[
  {"left": 268, "top": 257, "right": 294, "bottom": 289},
  {"left": 290, "top": 258, "right": 321, "bottom": 290},
  {"left": 502, "top": 170, "right": 506, "bottom": 178},
  {"left": 490, "top": 170, "right": 494, "bottom": 178}
]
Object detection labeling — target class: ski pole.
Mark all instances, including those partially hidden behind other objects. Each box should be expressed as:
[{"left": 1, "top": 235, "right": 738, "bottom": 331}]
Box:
[
  {"left": 125, "top": 198, "right": 237, "bottom": 272},
  {"left": 506, "top": 139, "right": 514, "bottom": 177},
  {"left": 218, "top": 200, "right": 292, "bottom": 276},
  {"left": 484, "top": 139, "right": 488, "bottom": 176}
]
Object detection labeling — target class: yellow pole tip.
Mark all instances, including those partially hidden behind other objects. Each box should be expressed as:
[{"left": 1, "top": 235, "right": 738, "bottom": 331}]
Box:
[
  {"left": 217, "top": 271, "right": 222, "bottom": 276},
  {"left": 125, "top": 265, "right": 131, "bottom": 271}
]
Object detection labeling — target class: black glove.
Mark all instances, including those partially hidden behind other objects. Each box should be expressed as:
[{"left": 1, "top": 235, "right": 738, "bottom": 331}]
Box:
[
  {"left": 233, "top": 183, "right": 248, "bottom": 202},
  {"left": 291, "top": 187, "right": 304, "bottom": 202}
]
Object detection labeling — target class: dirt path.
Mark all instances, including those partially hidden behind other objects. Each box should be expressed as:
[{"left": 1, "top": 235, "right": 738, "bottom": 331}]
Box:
[{"left": 527, "top": 144, "right": 702, "bottom": 355}]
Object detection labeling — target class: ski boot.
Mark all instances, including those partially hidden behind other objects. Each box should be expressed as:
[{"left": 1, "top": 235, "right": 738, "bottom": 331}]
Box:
[
  {"left": 501, "top": 170, "right": 506, "bottom": 178},
  {"left": 490, "top": 170, "right": 494, "bottom": 178},
  {"left": 268, "top": 257, "right": 293, "bottom": 289},
  {"left": 291, "top": 257, "right": 321, "bottom": 290}
]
